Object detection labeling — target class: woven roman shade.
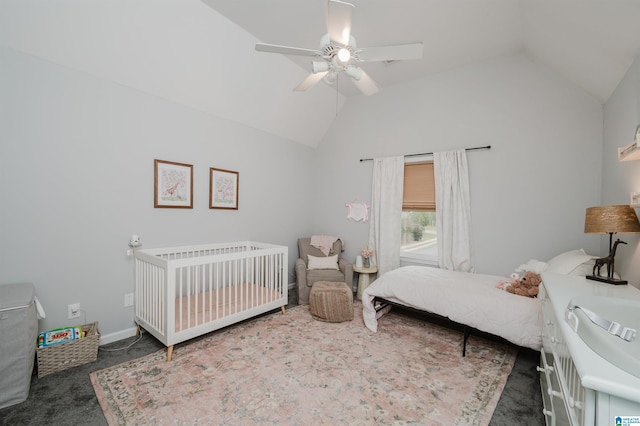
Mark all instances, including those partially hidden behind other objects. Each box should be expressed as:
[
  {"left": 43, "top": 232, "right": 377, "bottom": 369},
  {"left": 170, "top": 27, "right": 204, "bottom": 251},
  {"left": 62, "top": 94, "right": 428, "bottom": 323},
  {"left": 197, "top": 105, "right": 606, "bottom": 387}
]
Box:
[{"left": 402, "top": 161, "right": 435, "bottom": 211}]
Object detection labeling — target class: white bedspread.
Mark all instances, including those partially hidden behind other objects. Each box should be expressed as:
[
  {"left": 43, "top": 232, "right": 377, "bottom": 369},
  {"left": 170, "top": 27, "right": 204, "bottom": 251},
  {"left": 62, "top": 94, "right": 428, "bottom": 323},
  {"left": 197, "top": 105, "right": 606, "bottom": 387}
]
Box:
[{"left": 362, "top": 265, "right": 543, "bottom": 350}]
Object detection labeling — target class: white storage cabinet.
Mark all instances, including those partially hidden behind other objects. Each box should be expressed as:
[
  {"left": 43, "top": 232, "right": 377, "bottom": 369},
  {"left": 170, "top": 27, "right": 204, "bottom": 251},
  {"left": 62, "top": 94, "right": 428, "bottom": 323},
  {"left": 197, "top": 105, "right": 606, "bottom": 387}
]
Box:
[{"left": 539, "top": 273, "right": 640, "bottom": 425}]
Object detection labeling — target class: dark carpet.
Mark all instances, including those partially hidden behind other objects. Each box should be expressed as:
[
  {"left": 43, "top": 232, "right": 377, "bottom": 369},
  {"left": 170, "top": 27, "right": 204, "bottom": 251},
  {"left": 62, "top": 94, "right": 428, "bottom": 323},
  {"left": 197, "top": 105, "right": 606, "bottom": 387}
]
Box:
[{"left": 0, "top": 293, "right": 544, "bottom": 425}]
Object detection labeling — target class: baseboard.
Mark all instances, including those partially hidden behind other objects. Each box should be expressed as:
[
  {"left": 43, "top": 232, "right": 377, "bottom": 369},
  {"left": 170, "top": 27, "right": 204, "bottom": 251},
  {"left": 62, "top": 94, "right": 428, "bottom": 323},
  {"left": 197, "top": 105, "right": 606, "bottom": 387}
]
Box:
[{"left": 99, "top": 326, "right": 138, "bottom": 346}]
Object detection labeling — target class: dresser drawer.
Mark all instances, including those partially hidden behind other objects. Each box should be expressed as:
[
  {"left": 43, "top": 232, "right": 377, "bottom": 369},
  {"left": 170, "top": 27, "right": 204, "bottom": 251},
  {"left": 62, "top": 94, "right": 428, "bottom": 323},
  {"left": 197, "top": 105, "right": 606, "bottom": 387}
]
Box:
[
  {"left": 539, "top": 349, "right": 556, "bottom": 426},
  {"left": 539, "top": 348, "right": 571, "bottom": 426}
]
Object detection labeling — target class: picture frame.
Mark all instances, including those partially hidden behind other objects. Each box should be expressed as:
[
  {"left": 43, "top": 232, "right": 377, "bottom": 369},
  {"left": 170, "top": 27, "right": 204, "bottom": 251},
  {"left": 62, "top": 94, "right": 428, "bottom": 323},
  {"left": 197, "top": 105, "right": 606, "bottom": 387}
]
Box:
[
  {"left": 209, "top": 167, "right": 239, "bottom": 210},
  {"left": 154, "top": 159, "right": 193, "bottom": 208}
]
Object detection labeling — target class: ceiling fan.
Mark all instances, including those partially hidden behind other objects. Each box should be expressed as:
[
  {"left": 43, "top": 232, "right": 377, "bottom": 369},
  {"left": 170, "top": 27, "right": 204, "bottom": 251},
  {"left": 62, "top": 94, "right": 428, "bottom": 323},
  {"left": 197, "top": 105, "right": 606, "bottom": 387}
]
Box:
[{"left": 255, "top": 0, "right": 423, "bottom": 96}]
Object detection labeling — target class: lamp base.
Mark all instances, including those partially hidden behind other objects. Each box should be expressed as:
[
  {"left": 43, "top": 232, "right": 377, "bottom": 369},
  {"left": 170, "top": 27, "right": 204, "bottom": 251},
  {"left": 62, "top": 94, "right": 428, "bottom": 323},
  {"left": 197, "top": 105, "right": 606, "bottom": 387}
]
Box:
[{"left": 586, "top": 275, "right": 628, "bottom": 285}]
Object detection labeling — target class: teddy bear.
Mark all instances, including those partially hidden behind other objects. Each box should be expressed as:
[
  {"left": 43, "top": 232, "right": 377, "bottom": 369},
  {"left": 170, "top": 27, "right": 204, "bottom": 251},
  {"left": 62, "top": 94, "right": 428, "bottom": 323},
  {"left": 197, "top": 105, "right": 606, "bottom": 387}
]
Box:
[{"left": 505, "top": 271, "right": 542, "bottom": 298}]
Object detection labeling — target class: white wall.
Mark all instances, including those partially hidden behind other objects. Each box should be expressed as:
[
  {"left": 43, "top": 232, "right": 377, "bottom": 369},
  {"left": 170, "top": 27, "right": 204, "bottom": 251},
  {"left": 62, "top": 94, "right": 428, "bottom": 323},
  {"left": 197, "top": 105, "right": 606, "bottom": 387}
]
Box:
[
  {"left": 602, "top": 55, "right": 640, "bottom": 289},
  {"left": 312, "top": 54, "right": 604, "bottom": 276},
  {"left": 0, "top": 0, "right": 342, "bottom": 147},
  {"left": 0, "top": 47, "right": 315, "bottom": 337}
]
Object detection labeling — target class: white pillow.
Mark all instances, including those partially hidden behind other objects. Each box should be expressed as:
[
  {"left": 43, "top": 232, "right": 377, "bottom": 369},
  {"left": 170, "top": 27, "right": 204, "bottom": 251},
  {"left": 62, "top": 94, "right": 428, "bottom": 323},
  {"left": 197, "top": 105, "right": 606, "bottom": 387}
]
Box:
[
  {"left": 515, "top": 259, "right": 548, "bottom": 274},
  {"left": 307, "top": 254, "right": 339, "bottom": 270},
  {"left": 569, "top": 259, "right": 595, "bottom": 277},
  {"left": 546, "top": 249, "right": 595, "bottom": 275}
]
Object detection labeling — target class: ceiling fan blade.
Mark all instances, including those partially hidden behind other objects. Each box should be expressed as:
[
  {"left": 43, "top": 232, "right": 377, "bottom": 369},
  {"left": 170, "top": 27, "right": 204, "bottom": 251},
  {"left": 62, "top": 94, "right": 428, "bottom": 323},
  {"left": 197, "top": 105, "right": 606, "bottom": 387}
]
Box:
[
  {"left": 327, "top": 0, "right": 354, "bottom": 46},
  {"left": 357, "top": 43, "right": 424, "bottom": 62},
  {"left": 294, "top": 72, "right": 328, "bottom": 92},
  {"left": 255, "top": 43, "right": 321, "bottom": 57},
  {"left": 351, "top": 70, "right": 380, "bottom": 96}
]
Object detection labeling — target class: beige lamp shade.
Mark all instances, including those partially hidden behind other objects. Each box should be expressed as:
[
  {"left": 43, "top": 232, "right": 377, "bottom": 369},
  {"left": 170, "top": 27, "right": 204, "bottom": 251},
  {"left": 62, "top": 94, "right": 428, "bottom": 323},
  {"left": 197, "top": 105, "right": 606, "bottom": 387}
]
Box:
[
  {"left": 584, "top": 205, "right": 640, "bottom": 234},
  {"left": 584, "top": 205, "right": 640, "bottom": 285}
]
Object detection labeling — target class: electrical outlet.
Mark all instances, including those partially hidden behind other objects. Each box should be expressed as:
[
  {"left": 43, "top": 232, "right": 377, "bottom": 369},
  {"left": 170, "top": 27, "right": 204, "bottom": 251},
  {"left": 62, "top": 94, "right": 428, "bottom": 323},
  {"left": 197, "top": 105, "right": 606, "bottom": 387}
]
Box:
[
  {"left": 68, "top": 303, "right": 81, "bottom": 319},
  {"left": 124, "top": 293, "right": 134, "bottom": 307}
]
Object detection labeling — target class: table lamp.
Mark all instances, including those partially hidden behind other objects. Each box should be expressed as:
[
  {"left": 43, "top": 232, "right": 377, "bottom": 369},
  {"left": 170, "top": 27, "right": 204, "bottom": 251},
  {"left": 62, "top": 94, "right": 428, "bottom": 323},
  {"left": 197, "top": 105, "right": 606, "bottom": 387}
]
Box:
[{"left": 584, "top": 205, "right": 640, "bottom": 284}]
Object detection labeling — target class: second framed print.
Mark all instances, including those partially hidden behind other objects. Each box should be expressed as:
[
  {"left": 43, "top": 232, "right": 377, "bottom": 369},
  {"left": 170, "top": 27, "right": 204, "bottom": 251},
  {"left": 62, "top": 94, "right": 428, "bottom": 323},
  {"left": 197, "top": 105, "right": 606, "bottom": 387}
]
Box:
[{"left": 210, "top": 167, "right": 239, "bottom": 210}]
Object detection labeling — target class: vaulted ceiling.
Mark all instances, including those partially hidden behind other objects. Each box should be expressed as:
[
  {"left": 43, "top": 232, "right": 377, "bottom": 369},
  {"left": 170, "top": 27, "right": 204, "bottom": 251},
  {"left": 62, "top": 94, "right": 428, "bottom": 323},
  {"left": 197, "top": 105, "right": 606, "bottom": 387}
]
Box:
[
  {"left": 3, "top": 0, "right": 640, "bottom": 147},
  {"left": 204, "top": 0, "right": 640, "bottom": 102}
]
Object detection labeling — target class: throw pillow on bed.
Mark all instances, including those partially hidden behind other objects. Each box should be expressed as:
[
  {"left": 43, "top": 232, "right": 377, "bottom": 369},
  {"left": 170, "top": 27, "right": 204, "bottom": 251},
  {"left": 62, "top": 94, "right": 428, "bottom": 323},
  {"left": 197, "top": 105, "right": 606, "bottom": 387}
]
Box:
[
  {"left": 546, "top": 249, "right": 595, "bottom": 275},
  {"left": 515, "top": 259, "right": 548, "bottom": 274},
  {"left": 307, "top": 254, "right": 339, "bottom": 270}
]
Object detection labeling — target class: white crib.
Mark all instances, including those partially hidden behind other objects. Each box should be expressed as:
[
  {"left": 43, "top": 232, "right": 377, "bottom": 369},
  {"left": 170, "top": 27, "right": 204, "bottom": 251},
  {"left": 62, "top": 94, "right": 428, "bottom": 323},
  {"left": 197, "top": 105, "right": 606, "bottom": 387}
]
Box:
[{"left": 134, "top": 241, "right": 288, "bottom": 361}]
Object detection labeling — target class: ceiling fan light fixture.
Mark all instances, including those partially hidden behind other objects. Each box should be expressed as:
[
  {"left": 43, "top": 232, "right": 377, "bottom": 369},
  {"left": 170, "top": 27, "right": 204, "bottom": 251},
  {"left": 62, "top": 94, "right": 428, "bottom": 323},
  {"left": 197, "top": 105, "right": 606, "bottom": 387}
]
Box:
[
  {"left": 250, "top": 1, "right": 418, "bottom": 96},
  {"left": 345, "top": 65, "right": 363, "bottom": 80},
  {"left": 337, "top": 48, "right": 351, "bottom": 63},
  {"left": 324, "top": 71, "right": 337, "bottom": 84},
  {"left": 312, "top": 61, "right": 329, "bottom": 74}
]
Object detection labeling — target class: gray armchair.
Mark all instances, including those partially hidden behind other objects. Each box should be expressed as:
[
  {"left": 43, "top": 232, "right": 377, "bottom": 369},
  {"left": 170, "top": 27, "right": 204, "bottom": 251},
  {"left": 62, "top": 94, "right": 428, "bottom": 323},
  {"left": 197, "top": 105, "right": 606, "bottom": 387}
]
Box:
[{"left": 295, "top": 238, "right": 353, "bottom": 305}]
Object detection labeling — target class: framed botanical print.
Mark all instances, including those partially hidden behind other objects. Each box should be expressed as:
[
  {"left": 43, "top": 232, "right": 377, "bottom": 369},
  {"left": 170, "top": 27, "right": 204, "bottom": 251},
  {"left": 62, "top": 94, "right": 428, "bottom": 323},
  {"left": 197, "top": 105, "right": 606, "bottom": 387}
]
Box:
[
  {"left": 154, "top": 159, "right": 193, "bottom": 208},
  {"left": 209, "top": 167, "right": 239, "bottom": 210}
]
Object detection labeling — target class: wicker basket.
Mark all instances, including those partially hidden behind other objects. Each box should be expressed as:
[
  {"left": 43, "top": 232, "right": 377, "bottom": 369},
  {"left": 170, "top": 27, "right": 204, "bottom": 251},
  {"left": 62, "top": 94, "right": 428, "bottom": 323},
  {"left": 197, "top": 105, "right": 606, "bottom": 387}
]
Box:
[{"left": 36, "top": 322, "right": 100, "bottom": 378}]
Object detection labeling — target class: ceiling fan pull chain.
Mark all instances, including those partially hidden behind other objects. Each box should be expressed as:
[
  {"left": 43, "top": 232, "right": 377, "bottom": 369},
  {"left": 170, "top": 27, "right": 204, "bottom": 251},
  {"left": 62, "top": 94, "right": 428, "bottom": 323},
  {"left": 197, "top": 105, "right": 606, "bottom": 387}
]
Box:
[{"left": 335, "top": 73, "right": 339, "bottom": 116}]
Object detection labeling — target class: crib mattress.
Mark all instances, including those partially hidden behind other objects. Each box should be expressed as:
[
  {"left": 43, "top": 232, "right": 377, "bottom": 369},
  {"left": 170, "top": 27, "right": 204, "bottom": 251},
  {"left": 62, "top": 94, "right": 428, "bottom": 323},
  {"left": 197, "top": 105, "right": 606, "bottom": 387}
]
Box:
[{"left": 175, "top": 283, "right": 284, "bottom": 332}]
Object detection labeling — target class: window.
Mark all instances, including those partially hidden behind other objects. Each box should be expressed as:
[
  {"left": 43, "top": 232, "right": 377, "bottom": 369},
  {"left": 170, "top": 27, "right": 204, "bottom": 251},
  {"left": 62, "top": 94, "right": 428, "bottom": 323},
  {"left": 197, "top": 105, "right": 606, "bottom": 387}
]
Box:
[{"left": 400, "top": 161, "right": 437, "bottom": 264}]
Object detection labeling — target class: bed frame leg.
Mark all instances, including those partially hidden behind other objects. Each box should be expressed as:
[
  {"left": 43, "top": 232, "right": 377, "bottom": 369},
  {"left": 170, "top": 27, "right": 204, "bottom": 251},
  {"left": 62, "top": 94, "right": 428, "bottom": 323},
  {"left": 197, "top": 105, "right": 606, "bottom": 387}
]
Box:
[
  {"left": 462, "top": 326, "right": 470, "bottom": 357},
  {"left": 167, "top": 345, "right": 174, "bottom": 362},
  {"left": 281, "top": 306, "right": 286, "bottom": 315}
]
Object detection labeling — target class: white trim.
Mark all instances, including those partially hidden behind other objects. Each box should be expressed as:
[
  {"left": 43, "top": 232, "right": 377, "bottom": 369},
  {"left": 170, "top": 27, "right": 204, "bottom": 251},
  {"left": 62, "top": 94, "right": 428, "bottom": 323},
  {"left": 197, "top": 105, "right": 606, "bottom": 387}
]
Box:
[
  {"left": 99, "top": 326, "right": 138, "bottom": 346},
  {"left": 400, "top": 253, "right": 438, "bottom": 267}
]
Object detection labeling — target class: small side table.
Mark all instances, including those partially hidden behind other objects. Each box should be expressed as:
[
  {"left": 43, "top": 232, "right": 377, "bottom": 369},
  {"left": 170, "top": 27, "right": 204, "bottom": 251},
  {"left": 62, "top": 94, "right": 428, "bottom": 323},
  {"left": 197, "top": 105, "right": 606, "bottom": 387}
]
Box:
[{"left": 354, "top": 265, "right": 378, "bottom": 300}]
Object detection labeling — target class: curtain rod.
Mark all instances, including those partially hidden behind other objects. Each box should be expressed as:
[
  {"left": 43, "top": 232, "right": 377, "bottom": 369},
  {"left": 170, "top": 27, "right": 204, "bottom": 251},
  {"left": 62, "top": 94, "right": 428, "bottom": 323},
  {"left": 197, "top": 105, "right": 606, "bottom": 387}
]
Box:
[{"left": 358, "top": 145, "right": 491, "bottom": 162}]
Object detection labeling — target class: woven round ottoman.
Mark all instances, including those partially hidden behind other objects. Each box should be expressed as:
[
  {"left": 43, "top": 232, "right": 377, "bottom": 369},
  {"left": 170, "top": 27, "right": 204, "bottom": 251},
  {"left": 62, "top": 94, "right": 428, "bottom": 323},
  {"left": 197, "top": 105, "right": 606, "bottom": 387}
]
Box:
[{"left": 309, "top": 281, "right": 354, "bottom": 323}]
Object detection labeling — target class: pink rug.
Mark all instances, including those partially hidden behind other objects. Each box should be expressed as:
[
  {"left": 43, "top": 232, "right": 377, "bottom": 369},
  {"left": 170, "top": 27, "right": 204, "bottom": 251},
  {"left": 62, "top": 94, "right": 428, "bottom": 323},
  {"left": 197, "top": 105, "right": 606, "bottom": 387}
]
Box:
[{"left": 91, "top": 303, "right": 516, "bottom": 425}]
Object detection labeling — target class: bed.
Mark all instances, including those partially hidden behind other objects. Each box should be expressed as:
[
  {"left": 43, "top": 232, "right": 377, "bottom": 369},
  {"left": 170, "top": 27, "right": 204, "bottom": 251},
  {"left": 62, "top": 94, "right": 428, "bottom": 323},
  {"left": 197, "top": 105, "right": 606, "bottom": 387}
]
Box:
[
  {"left": 134, "top": 241, "right": 288, "bottom": 361},
  {"left": 362, "top": 249, "right": 600, "bottom": 352}
]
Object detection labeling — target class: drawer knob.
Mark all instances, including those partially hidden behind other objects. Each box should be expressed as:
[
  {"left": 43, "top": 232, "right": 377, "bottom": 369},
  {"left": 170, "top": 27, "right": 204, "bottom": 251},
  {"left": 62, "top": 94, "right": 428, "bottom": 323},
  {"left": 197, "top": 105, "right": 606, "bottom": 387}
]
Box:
[{"left": 537, "top": 365, "right": 554, "bottom": 373}]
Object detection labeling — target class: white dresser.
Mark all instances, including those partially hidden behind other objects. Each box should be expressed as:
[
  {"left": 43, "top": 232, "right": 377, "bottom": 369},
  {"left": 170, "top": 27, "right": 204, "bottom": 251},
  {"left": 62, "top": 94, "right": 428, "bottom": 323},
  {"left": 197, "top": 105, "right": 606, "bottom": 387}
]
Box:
[{"left": 539, "top": 272, "right": 640, "bottom": 426}]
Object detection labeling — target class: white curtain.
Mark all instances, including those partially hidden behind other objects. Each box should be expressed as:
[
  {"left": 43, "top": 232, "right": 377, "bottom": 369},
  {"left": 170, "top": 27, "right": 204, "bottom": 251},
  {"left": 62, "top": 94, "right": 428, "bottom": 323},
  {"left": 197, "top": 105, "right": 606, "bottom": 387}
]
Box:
[
  {"left": 434, "top": 149, "right": 474, "bottom": 272},
  {"left": 368, "top": 156, "right": 404, "bottom": 275}
]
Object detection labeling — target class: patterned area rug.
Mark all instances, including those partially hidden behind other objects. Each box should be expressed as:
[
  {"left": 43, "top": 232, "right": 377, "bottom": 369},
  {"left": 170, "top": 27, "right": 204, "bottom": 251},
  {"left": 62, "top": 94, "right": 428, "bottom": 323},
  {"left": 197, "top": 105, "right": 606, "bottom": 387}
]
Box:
[{"left": 91, "top": 303, "right": 517, "bottom": 425}]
